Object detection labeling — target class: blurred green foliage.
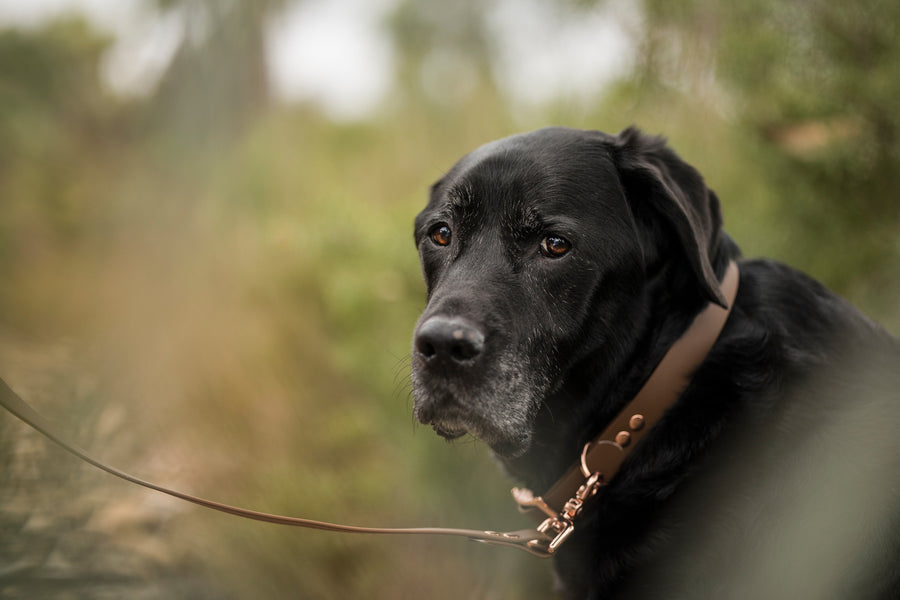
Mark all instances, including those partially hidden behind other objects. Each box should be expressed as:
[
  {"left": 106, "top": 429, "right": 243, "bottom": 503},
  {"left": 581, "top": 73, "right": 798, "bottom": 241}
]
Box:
[
  {"left": 636, "top": 0, "right": 900, "bottom": 317},
  {"left": 0, "top": 1, "right": 897, "bottom": 598}
]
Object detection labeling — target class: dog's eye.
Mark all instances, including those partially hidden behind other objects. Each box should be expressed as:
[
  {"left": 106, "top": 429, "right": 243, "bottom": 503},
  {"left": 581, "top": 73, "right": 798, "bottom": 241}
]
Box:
[
  {"left": 429, "top": 224, "right": 452, "bottom": 247},
  {"left": 540, "top": 235, "right": 571, "bottom": 258}
]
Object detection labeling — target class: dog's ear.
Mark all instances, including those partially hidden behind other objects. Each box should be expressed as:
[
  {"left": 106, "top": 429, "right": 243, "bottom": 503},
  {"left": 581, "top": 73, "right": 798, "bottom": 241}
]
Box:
[{"left": 610, "top": 127, "right": 727, "bottom": 307}]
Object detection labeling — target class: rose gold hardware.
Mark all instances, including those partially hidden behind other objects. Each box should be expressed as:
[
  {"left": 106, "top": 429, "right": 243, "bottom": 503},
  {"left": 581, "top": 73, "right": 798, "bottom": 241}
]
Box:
[
  {"left": 537, "top": 516, "right": 575, "bottom": 553},
  {"left": 580, "top": 439, "right": 624, "bottom": 478},
  {"left": 629, "top": 414, "right": 645, "bottom": 430},
  {"left": 580, "top": 441, "right": 595, "bottom": 478},
  {"left": 511, "top": 487, "right": 558, "bottom": 519},
  {"left": 615, "top": 431, "right": 631, "bottom": 446},
  {"left": 532, "top": 471, "right": 603, "bottom": 554}
]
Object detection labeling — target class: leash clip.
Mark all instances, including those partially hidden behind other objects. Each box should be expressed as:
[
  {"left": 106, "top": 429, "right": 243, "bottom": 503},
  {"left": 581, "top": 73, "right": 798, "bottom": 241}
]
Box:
[
  {"left": 510, "top": 442, "right": 608, "bottom": 556},
  {"left": 535, "top": 470, "right": 603, "bottom": 554}
]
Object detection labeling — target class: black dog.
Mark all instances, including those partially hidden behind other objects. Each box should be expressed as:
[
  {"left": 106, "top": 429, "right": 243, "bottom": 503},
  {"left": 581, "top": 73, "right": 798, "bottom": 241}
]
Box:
[{"left": 411, "top": 127, "right": 900, "bottom": 599}]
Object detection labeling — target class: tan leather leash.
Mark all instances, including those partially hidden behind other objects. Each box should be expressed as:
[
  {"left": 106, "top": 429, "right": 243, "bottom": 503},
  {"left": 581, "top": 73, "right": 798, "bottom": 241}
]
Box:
[
  {"left": 0, "top": 375, "right": 551, "bottom": 555},
  {"left": 0, "top": 261, "right": 738, "bottom": 558}
]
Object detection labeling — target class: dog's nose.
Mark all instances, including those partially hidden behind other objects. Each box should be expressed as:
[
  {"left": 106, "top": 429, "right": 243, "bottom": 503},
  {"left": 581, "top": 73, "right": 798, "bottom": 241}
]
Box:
[{"left": 415, "top": 316, "right": 485, "bottom": 365}]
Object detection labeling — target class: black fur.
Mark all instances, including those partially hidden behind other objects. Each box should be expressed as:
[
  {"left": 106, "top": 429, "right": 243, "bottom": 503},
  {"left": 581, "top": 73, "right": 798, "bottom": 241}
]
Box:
[{"left": 411, "top": 127, "right": 900, "bottom": 598}]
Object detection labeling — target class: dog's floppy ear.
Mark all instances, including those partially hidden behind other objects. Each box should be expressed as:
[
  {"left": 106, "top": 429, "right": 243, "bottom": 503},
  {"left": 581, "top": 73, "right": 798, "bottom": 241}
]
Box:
[{"left": 610, "top": 127, "right": 727, "bottom": 307}]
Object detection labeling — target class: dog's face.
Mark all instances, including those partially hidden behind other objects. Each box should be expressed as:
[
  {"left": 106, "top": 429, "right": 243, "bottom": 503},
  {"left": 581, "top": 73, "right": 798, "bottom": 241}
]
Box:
[{"left": 411, "top": 127, "right": 724, "bottom": 459}]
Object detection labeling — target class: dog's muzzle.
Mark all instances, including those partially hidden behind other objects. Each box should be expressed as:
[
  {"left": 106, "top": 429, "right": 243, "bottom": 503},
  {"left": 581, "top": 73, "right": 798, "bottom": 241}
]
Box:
[{"left": 411, "top": 315, "right": 487, "bottom": 436}]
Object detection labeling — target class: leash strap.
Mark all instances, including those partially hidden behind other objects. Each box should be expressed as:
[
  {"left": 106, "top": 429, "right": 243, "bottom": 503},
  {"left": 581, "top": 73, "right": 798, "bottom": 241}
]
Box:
[
  {"left": 0, "top": 376, "right": 552, "bottom": 556},
  {"left": 0, "top": 262, "right": 738, "bottom": 558}
]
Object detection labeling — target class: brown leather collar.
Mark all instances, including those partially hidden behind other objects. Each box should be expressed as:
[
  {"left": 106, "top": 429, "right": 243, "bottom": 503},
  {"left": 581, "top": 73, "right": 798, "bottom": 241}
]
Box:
[
  {"left": 512, "top": 260, "right": 740, "bottom": 552},
  {"left": 0, "top": 261, "right": 738, "bottom": 558}
]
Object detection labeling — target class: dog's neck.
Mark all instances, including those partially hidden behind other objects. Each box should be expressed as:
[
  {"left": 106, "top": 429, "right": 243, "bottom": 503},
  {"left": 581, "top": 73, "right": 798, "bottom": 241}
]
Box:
[{"left": 500, "top": 236, "right": 741, "bottom": 492}]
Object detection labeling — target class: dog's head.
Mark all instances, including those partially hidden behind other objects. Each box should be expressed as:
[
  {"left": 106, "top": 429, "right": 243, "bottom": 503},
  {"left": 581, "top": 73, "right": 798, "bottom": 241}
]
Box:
[{"left": 411, "top": 127, "right": 725, "bottom": 459}]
